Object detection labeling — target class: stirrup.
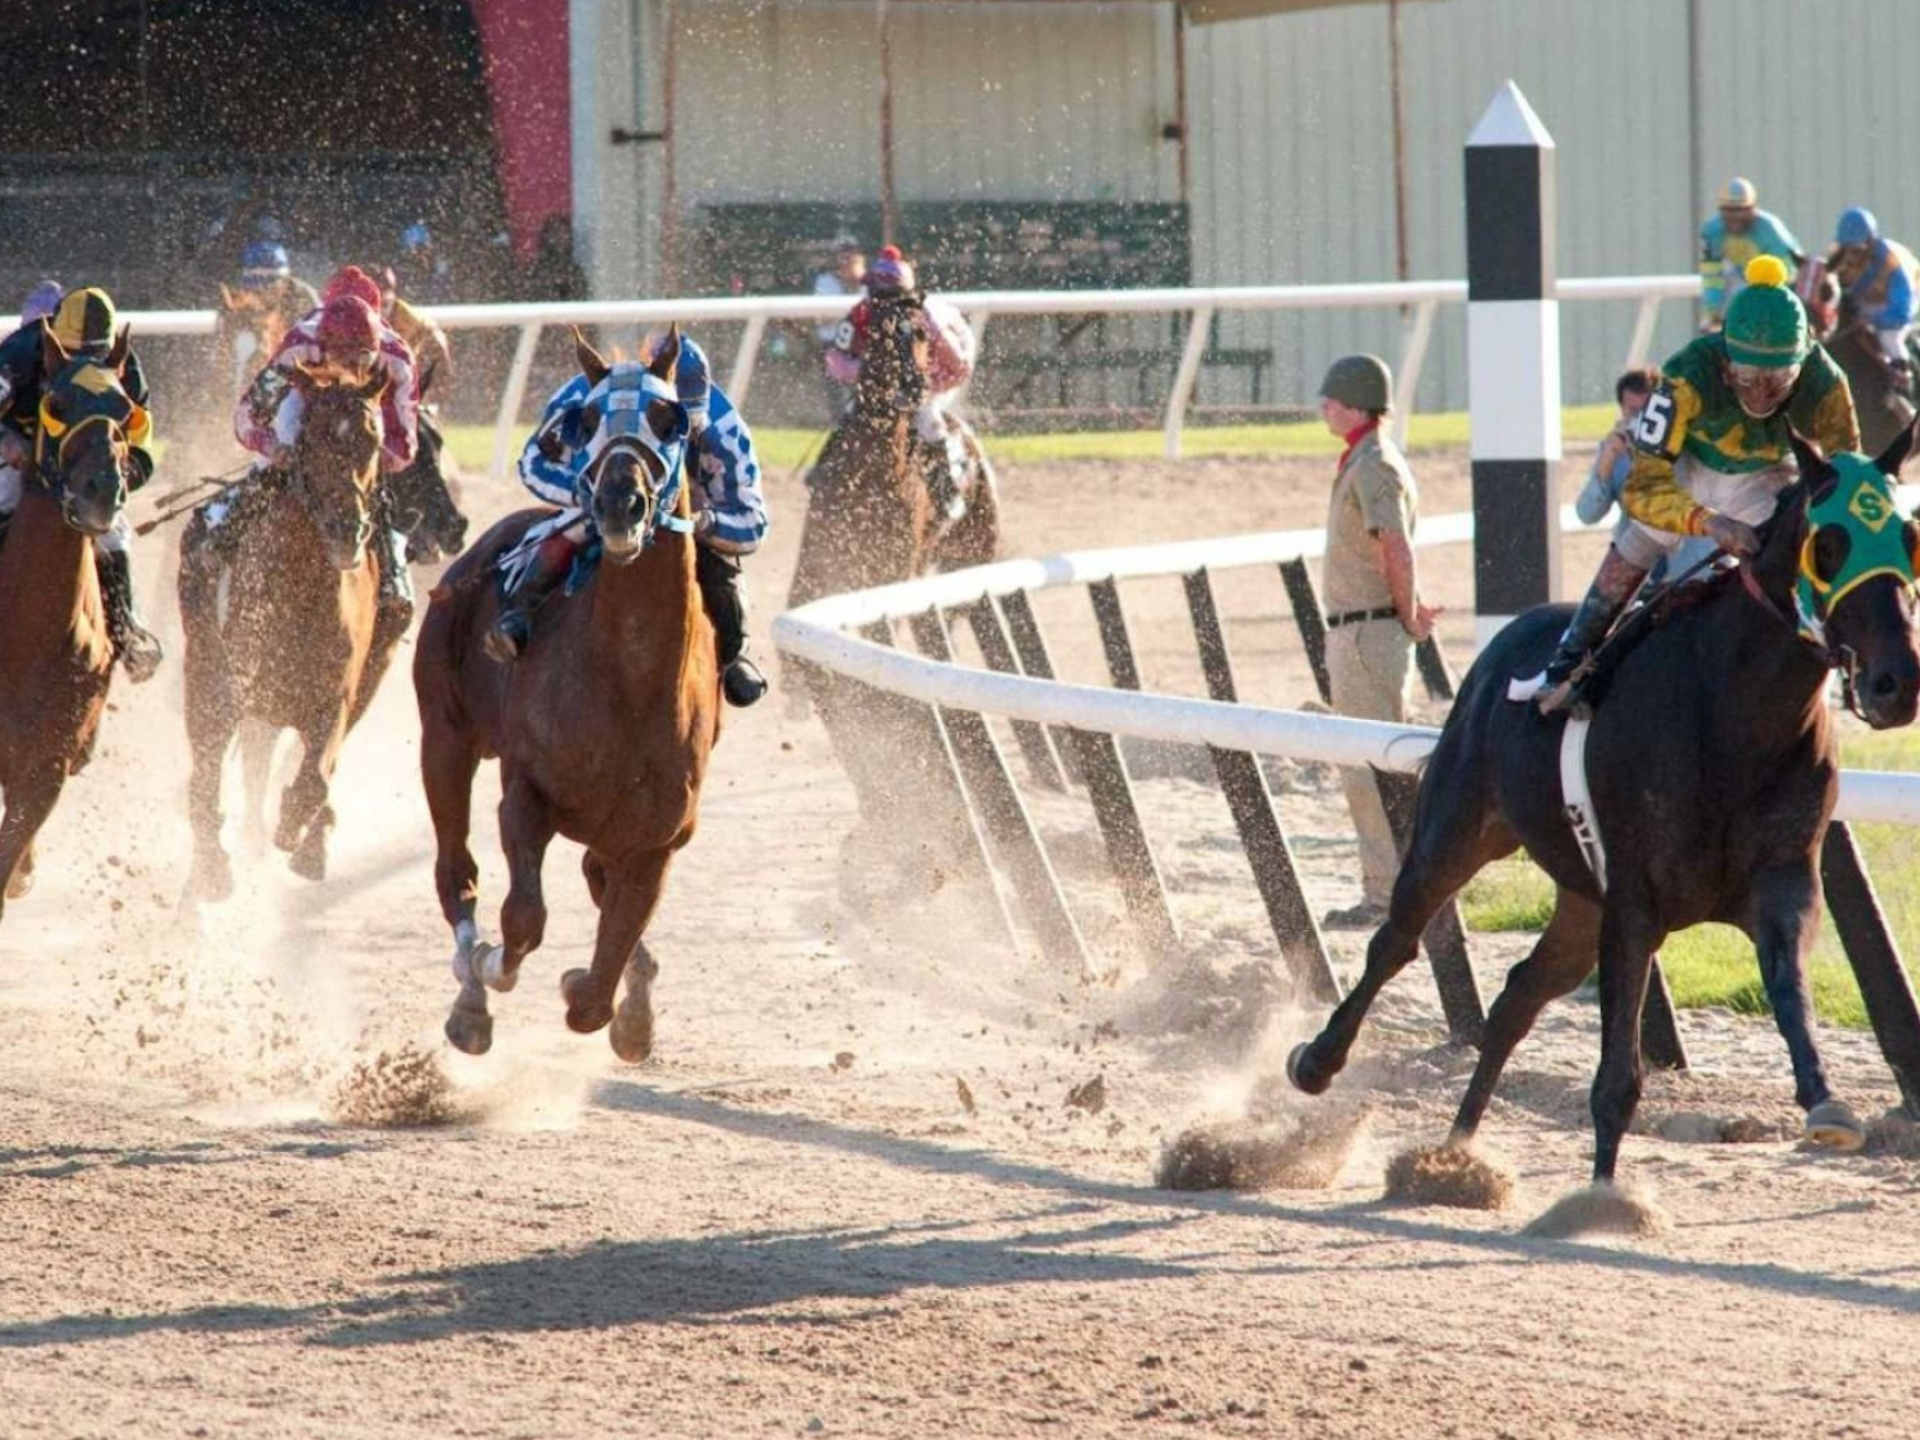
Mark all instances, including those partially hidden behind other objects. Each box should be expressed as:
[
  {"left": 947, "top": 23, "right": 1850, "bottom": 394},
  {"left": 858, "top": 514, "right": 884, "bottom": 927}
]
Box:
[
  {"left": 483, "top": 611, "right": 531, "bottom": 664},
  {"left": 118, "top": 627, "right": 164, "bottom": 684}
]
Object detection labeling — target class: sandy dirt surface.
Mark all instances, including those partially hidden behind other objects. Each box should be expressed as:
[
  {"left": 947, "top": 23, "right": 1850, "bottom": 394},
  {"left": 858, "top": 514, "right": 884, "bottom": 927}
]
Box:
[{"left": 7, "top": 444, "right": 1920, "bottom": 1439}]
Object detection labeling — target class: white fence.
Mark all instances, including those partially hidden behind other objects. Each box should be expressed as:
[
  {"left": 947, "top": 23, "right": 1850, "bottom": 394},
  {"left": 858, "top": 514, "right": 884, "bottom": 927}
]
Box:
[
  {"left": 27, "top": 272, "right": 1703, "bottom": 478},
  {"left": 771, "top": 510, "right": 1920, "bottom": 829}
]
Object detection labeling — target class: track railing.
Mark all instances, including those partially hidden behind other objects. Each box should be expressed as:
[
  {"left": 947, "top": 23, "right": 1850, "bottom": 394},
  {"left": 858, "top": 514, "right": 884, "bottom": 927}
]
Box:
[
  {"left": 20, "top": 272, "right": 1704, "bottom": 475},
  {"left": 773, "top": 508, "right": 1920, "bottom": 1107}
]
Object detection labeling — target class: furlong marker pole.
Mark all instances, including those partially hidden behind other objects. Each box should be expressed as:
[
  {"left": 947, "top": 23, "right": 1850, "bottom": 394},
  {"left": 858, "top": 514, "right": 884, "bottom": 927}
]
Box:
[{"left": 1467, "top": 81, "right": 1562, "bottom": 647}]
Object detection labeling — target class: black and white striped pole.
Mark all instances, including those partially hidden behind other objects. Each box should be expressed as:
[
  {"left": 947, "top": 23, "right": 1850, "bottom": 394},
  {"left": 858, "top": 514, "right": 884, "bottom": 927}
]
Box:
[{"left": 1466, "top": 81, "right": 1561, "bottom": 646}]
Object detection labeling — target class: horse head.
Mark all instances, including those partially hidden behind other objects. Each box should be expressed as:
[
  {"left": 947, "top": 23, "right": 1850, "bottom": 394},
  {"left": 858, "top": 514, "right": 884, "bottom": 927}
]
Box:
[
  {"left": 854, "top": 292, "right": 931, "bottom": 423},
  {"left": 1779, "top": 427, "right": 1920, "bottom": 728},
  {"left": 36, "top": 323, "right": 145, "bottom": 538},
  {"left": 288, "top": 365, "right": 386, "bottom": 571},
  {"left": 571, "top": 325, "right": 688, "bottom": 564}
]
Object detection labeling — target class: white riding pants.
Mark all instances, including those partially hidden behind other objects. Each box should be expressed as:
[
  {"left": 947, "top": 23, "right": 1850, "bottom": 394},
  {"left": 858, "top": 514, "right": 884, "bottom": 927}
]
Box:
[{"left": 1615, "top": 453, "right": 1792, "bottom": 572}]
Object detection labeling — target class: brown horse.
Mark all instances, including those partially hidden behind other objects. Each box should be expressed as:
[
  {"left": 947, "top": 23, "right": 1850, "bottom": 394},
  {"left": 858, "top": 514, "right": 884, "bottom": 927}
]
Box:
[
  {"left": 414, "top": 328, "right": 720, "bottom": 1059},
  {"left": 786, "top": 290, "right": 999, "bottom": 612},
  {"left": 0, "top": 328, "right": 143, "bottom": 922},
  {"left": 178, "top": 371, "right": 393, "bottom": 899}
]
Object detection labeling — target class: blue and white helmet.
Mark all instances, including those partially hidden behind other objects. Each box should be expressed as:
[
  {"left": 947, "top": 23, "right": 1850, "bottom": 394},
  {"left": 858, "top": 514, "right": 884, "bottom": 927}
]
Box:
[
  {"left": 240, "top": 241, "right": 291, "bottom": 289},
  {"left": 401, "top": 222, "right": 433, "bottom": 254}
]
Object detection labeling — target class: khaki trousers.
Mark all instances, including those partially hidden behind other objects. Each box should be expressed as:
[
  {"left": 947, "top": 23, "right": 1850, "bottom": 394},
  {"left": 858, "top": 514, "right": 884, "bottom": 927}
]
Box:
[{"left": 1327, "top": 617, "right": 1413, "bottom": 906}]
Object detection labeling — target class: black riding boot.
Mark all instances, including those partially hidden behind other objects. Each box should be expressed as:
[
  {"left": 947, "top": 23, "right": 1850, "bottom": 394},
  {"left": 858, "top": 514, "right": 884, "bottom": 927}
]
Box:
[
  {"left": 484, "top": 533, "right": 575, "bottom": 664},
  {"left": 695, "top": 544, "right": 768, "bottom": 707},
  {"left": 96, "top": 547, "right": 163, "bottom": 683},
  {"left": 1528, "top": 547, "right": 1648, "bottom": 716}
]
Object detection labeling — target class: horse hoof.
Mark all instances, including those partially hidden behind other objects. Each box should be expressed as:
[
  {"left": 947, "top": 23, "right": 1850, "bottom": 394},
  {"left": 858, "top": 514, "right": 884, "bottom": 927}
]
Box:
[
  {"left": 288, "top": 838, "right": 327, "bottom": 883},
  {"left": 1287, "top": 1041, "right": 1333, "bottom": 1097},
  {"left": 560, "top": 967, "right": 613, "bottom": 1034},
  {"left": 5, "top": 868, "right": 35, "bottom": 902},
  {"left": 609, "top": 1000, "right": 655, "bottom": 1064},
  {"left": 445, "top": 1005, "right": 494, "bottom": 1056},
  {"left": 480, "top": 943, "right": 517, "bottom": 994},
  {"left": 1804, "top": 1099, "right": 1867, "bottom": 1152},
  {"left": 190, "top": 853, "right": 234, "bottom": 903}
]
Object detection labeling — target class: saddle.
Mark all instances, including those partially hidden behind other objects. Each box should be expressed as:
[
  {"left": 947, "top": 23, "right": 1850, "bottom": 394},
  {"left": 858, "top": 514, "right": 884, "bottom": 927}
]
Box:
[{"left": 1566, "top": 564, "right": 1735, "bottom": 713}]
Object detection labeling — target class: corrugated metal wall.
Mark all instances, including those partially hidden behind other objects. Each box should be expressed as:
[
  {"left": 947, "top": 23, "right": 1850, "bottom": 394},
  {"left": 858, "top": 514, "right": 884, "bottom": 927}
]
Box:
[{"left": 672, "top": 0, "right": 1177, "bottom": 208}]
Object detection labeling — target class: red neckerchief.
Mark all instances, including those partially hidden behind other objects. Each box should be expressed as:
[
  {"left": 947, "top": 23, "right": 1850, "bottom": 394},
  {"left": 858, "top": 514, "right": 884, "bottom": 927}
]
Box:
[{"left": 1338, "top": 417, "right": 1380, "bottom": 472}]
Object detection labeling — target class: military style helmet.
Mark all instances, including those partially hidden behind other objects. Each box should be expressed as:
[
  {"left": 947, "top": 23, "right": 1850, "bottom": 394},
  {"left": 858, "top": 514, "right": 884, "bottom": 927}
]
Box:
[
  {"left": 1718, "top": 176, "right": 1758, "bottom": 210},
  {"left": 1319, "top": 353, "right": 1393, "bottom": 413},
  {"left": 1723, "top": 256, "right": 1808, "bottom": 369}
]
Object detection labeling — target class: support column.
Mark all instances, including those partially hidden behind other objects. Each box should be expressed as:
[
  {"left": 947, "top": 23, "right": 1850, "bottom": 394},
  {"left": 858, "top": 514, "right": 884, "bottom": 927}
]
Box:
[{"left": 1466, "top": 81, "right": 1561, "bottom": 648}]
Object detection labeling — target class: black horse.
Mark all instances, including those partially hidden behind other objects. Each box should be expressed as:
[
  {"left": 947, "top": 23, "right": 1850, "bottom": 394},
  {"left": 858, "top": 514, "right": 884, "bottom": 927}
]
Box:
[
  {"left": 1289, "top": 429, "right": 1920, "bottom": 1194},
  {"left": 387, "top": 406, "right": 468, "bottom": 565}
]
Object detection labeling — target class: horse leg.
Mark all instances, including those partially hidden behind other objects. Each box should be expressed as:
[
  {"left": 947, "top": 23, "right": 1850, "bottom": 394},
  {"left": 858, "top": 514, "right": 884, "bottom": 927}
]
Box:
[
  {"left": 1448, "top": 890, "right": 1601, "bottom": 1145},
  {"left": 1290, "top": 781, "right": 1517, "bottom": 1094},
  {"left": 1751, "top": 860, "right": 1860, "bottom": 1149},
  {"left": 423, "top": 714, "right": 492, "bottom": 1055},
  {"left": 238, "top": 719, "right": 278, "bottom": 856},
  {"left": 1590, "top": 897, "right": 1662, "bottom": 1185},
  {"left": 277, "top": 708, "right": 347, "bottom": 882},
  {"left": 184, "top": 660, "right": 241, "bottom": 904},
  {"left": 582, "top": 849, "right": 609, "bottom": 909},
  {"left": 561, "top": 848, "right": 676, "bottom": 1057},
  {"left": 495, "top": 769, "right": 557, "bottom": 987},
  {"left": 0, "top": 768, "right": 64, "bottom": 919}
]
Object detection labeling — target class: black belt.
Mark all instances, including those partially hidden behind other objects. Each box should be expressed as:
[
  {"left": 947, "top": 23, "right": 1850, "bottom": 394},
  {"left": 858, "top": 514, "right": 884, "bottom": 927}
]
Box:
[{"left": 1324, "top": 607, "right": 1399, "bottom": 629}]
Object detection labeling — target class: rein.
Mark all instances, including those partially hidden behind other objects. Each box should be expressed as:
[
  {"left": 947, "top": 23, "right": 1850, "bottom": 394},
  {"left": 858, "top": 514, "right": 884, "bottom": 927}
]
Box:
[{"left": 1735, "top": 549, "right": 1879, "bottom": 721}]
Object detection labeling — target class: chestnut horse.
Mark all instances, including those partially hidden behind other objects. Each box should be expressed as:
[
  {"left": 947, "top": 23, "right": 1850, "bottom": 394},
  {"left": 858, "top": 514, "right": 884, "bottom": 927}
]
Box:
[
  {"left": 178, "top": 372, "right": 393, "bottom": 898},
  {"left": 414, "top": 329, "right": 719, "bottom": 1059},
  {"left": 0, "top": 327, "right": 145, "bottom": 922}
]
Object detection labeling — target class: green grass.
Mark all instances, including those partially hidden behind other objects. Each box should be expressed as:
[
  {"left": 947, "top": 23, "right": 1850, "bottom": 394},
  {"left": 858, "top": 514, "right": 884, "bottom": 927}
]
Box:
[
  {"left": 1459, "top": 729, "right": 1920, "bottom": 1029},
  {"left": 441, "top": 402, "right": 1622, "bottom": 477}
]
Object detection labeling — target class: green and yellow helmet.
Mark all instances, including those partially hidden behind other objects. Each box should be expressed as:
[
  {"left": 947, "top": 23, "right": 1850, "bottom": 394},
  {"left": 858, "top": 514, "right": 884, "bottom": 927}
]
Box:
[{"left": 1723, "top": 256, "right": 1808, "bottom": 369}]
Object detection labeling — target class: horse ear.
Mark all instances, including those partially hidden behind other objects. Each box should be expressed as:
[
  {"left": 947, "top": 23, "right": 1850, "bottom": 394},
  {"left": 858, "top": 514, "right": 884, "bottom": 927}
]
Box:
[
  {"left": 649, "top": 323, "right": 681, "bottom": 382},
  {"left": 219, "top": 282, "right": 237, "bottom": 309},
  {"left": 1791, "top": 433, "right": 1838, "bottom": 497},
  {"left": 1875, "top": 418, "right": 1919, "bottom": 478},
  {"left": 573, "top": 326, "right": 609, "bottom": 387},
  {"left": 39, "top": 319, "right": 69, "bottom": 377},
  {"left": 107, "top": 325, "right": 131, "bottom": 375}
]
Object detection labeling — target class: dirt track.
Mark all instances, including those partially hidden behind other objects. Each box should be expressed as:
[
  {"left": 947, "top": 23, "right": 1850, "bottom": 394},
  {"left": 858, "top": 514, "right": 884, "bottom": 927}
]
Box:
[{"left": 7, "top": 448, "right": 1920, "bottom": 1439}]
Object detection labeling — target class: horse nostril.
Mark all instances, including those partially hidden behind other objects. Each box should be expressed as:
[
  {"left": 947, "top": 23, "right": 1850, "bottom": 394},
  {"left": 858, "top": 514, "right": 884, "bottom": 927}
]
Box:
[{"left": 1873, "top": 670, "right": 1902, "bottom": 698}]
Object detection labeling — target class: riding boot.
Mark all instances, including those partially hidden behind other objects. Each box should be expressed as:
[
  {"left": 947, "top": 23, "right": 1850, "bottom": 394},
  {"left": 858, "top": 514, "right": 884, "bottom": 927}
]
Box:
[
  {"left": 484, "top": 532, "right": 577, "bottom": 664},
  {"left": 96, "top": 548, "right": 164, "bottom": 683},
  {"left": 694, "top": 544, "right": 769, "bottom": 707},
  {"left": 1517, "top": 547, "right": 1648, "bottom": 716}
]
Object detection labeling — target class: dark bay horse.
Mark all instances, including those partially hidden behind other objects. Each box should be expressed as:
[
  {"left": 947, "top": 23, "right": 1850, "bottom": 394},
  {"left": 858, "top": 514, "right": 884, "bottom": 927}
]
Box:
[
  {"left": 1824, "top": 320, "right": 1917, "bottom": 457},
  {"left": 1289, "top": 431, "right": 1920, "bottom": 1196},
  {"left": 179, "top": 372, "right": 393, "bottom": 898},
  {"left": 0, "top": 328, "right": 145, "bottom": 921},
  {"left": 414, "top": 328, "right": 720, "bottom": 1059},
  {"left": 786, "top": 290, "right": 999, "bottom": 612}
]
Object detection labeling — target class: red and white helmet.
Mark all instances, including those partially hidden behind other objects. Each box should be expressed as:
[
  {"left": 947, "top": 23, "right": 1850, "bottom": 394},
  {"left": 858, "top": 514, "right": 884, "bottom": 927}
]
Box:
[
  {"left": 316, "top": 295, "right": 379, "bottom": 355},
  {"left": 322, "top": 265, "right": 384, "bottom": 312},
  {"left": 868, "top": 244, "right": 916, "bottom": 296}
]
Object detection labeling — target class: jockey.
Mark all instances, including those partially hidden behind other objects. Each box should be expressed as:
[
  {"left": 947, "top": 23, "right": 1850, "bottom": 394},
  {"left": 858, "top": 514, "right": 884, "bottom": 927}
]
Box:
[
  {"left": 826, "top": 243, "right": 978, "bottom": 519},
  {"left": 374, "top": 265, "right": 452, "bottom": 394},
  {"left": 20, "top": 280, "right": 63, "bottom": 326},
  {"left": 1698, "top": 177, "right": 1805, "bottom": 331},
  {"left": 1827, "top": 206, "right": 1919, "bottom": 385},
  {"left": 0, "top": 287, "right": 163, "bottom": 680},
  {"left": 495, "top": 330, "right": 771, "bottom": 707},
  {"left": 1513, "top": 257, "right": 1860, "bottom": 715},
  {"left": 233, "top": 241, "right": 320, "bottom": 330},
  {"left": 205, "top": 272, "right": 420, "bottom": 625}
]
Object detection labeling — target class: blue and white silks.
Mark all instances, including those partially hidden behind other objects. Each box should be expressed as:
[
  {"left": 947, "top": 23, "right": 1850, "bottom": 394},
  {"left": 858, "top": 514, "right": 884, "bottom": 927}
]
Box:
[{"left": 519, "top": 336, "right": 768, "bottom": 556}]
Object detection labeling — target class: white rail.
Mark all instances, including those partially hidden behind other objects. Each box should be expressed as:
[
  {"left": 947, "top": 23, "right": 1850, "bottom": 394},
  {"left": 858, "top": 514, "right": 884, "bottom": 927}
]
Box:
[
  {"left": 13, "top": 272, "right": 1704, "bottom": 478},
  {"left": 771, "top": 511, "right": 1920, "bottom": 828}
]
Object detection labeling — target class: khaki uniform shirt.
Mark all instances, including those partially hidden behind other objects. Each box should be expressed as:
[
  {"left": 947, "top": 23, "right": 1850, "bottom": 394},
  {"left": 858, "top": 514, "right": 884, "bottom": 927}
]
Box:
[{"left": 1321, "top": 426, "right": 1418, "bottom": 615}]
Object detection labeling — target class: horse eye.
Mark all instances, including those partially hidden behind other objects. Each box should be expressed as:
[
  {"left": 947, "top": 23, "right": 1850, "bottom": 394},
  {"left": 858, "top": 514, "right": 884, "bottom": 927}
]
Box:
[
  {"left": 1813, "top": 524, "right": 1852, "bottom": 584},
  {"left": 579, "top": 403, "right": 601, "bottom": 437}
]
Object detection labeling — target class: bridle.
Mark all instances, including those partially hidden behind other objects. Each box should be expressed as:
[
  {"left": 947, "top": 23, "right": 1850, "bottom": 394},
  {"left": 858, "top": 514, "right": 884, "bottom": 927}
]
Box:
[{"left": 576, "top": 366, "right": 692, "bottom": 544}]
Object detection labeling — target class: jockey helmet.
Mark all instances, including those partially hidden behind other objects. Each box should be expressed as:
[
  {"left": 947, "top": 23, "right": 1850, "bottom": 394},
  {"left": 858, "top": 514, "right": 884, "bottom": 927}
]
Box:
[
  {"left": 21, "top": 280, "right": 64, "bottom": 325},
  {"left": 833, "top": 233, "right": 861, "bottom": 255},
  {"left": 51, "top": 287, "right": 118, "bottom": 357},
  {"left": 240, "top": 241, "right": 291, "bottom": 289},
  {"left": 401, "top": 222, "right": 432, "bottom": 254},
  {"left": 1717, "top": 176, "right": 1758, "bottom": 210},
  {"left": 1318, "top": 353, "right": 1393, "bottom": 414},
  {"left": 1836, "top": 207, "right": 1880, "bottom": 247},
  {"left": 868, "top": 244, "right": 916, "bottom": 296},
  {"left": 1723, "top": 256, "right": 1807, "bottom": 369},
  {"left": 317, "top": 295, "right": 380, "bottom": 362},
  {"left": 322, "top": 265, "right": 384, "bottom": 312}
]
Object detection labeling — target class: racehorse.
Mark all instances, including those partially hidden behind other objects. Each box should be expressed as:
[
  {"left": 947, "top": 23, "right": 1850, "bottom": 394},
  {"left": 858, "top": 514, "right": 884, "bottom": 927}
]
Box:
[
  {"left": 179, "top": 371, "right": 394, "bottom": 898},
  {"left": 1288, "top": 429, "right": 1920, "bottom": 1196},
  {"left": 413, "top": 328, "right": 720, "bottom": 1059},
  {"left": 0, "top": 328, "right": 145, "bottom": 923},
  {"left": 1823, "top": 316, "right": 1917, "bottom": 457},
  {"left": 785, "top": 290, "right": 999, "bottom": 612}
]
